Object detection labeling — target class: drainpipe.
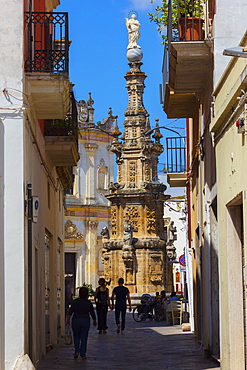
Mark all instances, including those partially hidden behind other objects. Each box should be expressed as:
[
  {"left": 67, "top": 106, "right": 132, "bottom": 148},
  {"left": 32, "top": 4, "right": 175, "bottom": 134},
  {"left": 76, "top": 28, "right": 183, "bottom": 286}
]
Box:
[{"left": 27, "top": 184, "right": 33, "bottom": 361}]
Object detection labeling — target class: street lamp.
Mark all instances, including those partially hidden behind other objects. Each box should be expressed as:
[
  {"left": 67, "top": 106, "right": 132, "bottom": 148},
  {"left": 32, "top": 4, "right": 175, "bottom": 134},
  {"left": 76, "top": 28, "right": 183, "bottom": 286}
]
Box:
[
  {"left": 148, "top": 175, "right": 167, "bottom": 200},
  {"left": 223, "top": 46, "right": 247, "bottom": 58}
]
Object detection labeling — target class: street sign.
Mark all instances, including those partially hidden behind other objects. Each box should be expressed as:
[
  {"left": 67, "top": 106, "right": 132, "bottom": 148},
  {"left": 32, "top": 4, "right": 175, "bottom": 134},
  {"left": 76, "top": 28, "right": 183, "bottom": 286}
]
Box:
[
  {"left": 179, "top": 254, "right": 186, "bottom": 267},
  {"left": 32, "top": 196, "right": 39, "bottom": 223}
]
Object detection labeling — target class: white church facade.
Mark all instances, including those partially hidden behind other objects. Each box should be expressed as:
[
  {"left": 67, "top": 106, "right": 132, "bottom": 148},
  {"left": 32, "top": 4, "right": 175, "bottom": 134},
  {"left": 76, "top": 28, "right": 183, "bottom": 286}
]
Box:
[{"left": 64, "top": 94, "right": 116, "bottom": 293}]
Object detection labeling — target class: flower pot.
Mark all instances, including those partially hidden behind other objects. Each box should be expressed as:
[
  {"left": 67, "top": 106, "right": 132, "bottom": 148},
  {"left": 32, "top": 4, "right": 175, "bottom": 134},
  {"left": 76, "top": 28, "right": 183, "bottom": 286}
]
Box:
[{"left": 178, "top": 17, "right": 204, "bottom": 41}]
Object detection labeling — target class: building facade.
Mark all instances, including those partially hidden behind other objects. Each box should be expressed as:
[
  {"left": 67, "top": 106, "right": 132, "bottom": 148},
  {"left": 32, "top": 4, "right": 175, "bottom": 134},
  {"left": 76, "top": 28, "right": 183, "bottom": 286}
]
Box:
[
  {"left": 0, "top": 1, "right": 79, "bottom": 368},
  {"left": 210, "top": 32, "right": 247, "bottom": 369},
  {"left": 162, "top": 0, "right": 247, "bottom": 367},
  {"left": 64, "top": 96, "right": 115, "bottom": 292}
]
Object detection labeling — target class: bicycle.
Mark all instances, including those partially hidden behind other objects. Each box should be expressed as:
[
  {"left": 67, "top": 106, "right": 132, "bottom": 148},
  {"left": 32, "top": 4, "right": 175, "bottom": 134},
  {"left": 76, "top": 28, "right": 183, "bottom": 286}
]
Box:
[{"left": 133, "top": 303, "right": 155, "bottom": 322}]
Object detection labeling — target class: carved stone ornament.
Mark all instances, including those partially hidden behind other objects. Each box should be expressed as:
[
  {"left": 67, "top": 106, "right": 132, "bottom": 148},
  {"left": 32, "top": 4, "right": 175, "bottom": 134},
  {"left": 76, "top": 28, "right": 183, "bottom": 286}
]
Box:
[
  {"left": 109, "top": 182, "right": 125, "bottom": 191},
  {"left": 129, "top": 161, "right": 136, "bottom": 184},
  {"left": 166, "top": 245, "right": 177, "bottom": 261},
  {"left": 122, "top": 247, "right": 135, "bottom": 271},
  {"left": 84, "top": 143, "right": 98, "bottom": 152},
  {"left": 149, "top": 252, "right": 163, "bottom": 283},
  {"left": 102, "top": 252, "right": 111, "bottom": 281},
  {"left": 77, "top": 100, "right": 89, "bottom": 123},
  {"left": 65, "top": 221, "right": 84, "bottom": 240},
  {"left": 85, "top": 220, "right": 99, "bottom": 230},
  {"left": 125, "top": 206, "right": 139, "bottom": 232},
  {"left": 146, "top": 206, "right": 156, "bottom": 234},
  {"left": 111, "top": 206, "right": 117, "bottom": 236}
]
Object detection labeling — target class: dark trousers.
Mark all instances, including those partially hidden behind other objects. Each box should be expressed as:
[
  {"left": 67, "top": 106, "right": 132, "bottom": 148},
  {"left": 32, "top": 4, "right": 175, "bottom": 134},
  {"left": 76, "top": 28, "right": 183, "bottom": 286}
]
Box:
[
  {"left": 72, "top": 318, "right": 90, "bottom": 357},
  {"left": 115, "top": 307, "right": 126, "bottom": 330},
  {"left": 96, "top": 305, "right": 108, "bottom": 330}
]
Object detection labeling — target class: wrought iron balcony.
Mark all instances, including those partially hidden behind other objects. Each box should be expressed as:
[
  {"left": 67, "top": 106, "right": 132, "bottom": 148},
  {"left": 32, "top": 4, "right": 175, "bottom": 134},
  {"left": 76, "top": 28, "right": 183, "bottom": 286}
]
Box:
[
  {"left": 166, "top": 137, "right": 187, "bottom": 187},
  {"left": 24, "top": 12, "right": 69, "bottom": 73},
  {"left": 45, "top": 91, "right": 78, "bottom": 137},
  {"left": 24, "top": 12, "right": 71, "bottom": 119},
  {"left": 44, "top": 92, "right": 80, "bottom": 167},
  {"left": 166, "top": 137, "right": 186, "bottom": 173}
]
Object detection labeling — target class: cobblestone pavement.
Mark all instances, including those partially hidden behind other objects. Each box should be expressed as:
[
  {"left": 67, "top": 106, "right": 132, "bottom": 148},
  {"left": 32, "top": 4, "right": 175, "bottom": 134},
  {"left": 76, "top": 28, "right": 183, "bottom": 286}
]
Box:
[{"left": 38, "top": 311, "right": 220, "bottom": 370}]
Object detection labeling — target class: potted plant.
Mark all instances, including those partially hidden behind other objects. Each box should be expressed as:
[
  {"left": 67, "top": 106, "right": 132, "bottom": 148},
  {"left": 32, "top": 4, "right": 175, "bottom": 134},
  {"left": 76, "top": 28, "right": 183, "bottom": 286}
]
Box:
[{"left": 149, "top": 0, "right": 205, "bottom": 42}]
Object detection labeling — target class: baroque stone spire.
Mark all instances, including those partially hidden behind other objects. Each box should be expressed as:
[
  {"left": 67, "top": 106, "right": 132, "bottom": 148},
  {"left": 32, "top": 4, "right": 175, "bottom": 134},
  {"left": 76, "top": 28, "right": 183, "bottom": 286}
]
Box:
[{"left": 102, "top": 14, "right": 169, "bottom": 294}]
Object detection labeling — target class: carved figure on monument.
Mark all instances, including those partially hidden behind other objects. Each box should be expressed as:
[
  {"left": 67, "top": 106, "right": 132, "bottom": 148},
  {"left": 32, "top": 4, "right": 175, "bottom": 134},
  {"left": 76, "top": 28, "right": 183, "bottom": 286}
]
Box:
[
  {"left": 125, "top": 14, "right": 141, "bottom": 49},
  {"left": 168, "top": 221, "right": 177, "bottom": 243},
  {"left": 165, "top": 219, "right": 177, "bottom": 261},
  {"left": 123, "top": 219, "right": 134, "bottom": 247},
  {"left": 100, "top": 226, "right": 110, "bottom": 240},
  {"left": 122, "top": 220, "right": 135, "bottom": 284}
]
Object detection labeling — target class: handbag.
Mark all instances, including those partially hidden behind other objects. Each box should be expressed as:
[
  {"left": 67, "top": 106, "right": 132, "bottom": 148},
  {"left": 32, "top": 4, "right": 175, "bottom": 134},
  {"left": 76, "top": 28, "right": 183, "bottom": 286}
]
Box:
[{"left": 64, "top": 324, "right": 72, "bottom": 345}]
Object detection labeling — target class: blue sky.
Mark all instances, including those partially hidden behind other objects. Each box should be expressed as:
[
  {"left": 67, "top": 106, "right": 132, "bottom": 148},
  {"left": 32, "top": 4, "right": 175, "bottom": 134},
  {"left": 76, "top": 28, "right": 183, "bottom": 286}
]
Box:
[{"left": 57, "top": 0, "right": 185, "bottom": 170}]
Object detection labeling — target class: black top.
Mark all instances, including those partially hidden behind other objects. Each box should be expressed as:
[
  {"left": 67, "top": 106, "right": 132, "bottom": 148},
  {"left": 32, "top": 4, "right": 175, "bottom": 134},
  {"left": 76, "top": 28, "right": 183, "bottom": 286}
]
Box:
[
  {"left": 69, "top": 298, "right": 96, "bottom": 320},
  {"left": 113, "top": 286, "right": 130, "bottom": 309},
  {"left": 95, "top": 287, "right": 108, "bottom": 306}
]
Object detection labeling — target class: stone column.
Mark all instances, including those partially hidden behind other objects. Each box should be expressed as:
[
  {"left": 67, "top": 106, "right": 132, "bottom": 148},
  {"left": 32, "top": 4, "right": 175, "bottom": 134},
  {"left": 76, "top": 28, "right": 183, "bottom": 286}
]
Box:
[
  {"left": 85, "top": 220, "right": 99, "bottom": 289},
  {"left": 84, "top": 143, "right": 98, "bottom": 204},
  {"left": 75, "top": 254, "right": 83, "bottom": 294}
]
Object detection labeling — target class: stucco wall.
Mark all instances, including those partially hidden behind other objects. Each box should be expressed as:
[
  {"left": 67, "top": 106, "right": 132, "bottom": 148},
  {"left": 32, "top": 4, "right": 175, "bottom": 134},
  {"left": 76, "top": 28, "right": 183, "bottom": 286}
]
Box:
[
  {"left": 0, "top": 0, "right": 26, "bottom": 368},
  {"left": 213, "top": 0, "right": 247, "bottom": 87},
  {"left": 216, "top": 118, "right": 247, "bottom": 369},
  {"left": 0, "top": 120, "right": 4, "bottom": 369},
  {"left": 0, "top": 1, "right": 67, "bottom": 367}
]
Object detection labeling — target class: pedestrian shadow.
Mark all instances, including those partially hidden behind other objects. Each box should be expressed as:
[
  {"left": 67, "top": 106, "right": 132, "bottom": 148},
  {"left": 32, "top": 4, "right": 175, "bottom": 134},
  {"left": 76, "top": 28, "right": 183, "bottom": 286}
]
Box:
[{"left": 38, "top": 310, "right": 220, "bottom": 370}]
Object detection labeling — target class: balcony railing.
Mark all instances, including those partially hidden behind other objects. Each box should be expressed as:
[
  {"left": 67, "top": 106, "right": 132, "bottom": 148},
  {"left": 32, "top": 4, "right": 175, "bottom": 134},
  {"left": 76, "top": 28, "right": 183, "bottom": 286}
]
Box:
[
  {"left": 45, "top": 92, "right": 78, "bottom": 137},
  {"left": 166, "top": 137, "right": 186, "bottom": 173},
  {"left": 25, "top": 12, "right": 69, "bottom": 73}
]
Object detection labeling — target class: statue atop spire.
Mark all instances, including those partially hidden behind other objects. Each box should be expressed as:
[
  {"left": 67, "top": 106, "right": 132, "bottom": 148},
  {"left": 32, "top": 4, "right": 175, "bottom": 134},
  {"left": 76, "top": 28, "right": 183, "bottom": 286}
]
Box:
[
  {"left": 125, "top": 13, "right": 143, "bottom": 62},
  {"left": 125, "top": 14, "right": 141, "bottom": 50}
]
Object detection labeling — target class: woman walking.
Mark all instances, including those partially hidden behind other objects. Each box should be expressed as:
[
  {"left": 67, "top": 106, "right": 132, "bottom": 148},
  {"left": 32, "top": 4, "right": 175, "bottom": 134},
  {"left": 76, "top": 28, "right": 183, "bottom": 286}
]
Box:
[
  {"left": 66, "top": 286, "right": 96, "bottom": 359},
  {"left": 94, "top": 278, "right": 110, "bottom": 334}
]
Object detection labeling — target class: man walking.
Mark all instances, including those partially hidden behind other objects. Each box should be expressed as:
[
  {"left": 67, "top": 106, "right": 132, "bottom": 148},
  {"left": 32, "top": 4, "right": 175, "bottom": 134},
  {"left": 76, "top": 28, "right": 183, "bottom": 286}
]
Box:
[{"left": 111, "top": 278, "right": 132, "bottom": 333}]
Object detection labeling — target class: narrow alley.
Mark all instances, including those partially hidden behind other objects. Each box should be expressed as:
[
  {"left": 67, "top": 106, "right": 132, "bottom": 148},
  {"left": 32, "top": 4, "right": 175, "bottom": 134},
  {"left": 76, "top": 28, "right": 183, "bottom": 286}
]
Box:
[{"left": 38, "top": 311, "right": 220, "bottom": 370}]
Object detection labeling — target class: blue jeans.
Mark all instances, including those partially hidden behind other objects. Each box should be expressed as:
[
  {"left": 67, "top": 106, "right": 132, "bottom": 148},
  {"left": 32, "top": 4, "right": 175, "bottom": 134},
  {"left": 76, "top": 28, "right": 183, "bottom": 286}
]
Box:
[
  {"left": 72, "top": 318, "right": 90, "bottom": 357},
  {"left": 115, "top": 307, "right": 126, "bottom": 330}
]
